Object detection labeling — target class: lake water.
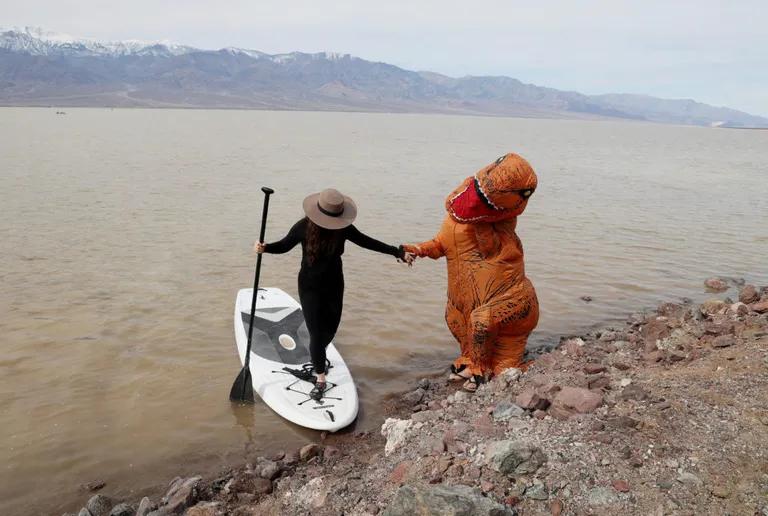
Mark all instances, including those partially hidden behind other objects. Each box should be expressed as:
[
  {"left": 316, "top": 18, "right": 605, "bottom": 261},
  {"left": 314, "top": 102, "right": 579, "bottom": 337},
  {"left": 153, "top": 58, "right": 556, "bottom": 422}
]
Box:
[{"left": 1, "top": 108, "right": 766, "bottom": 515}]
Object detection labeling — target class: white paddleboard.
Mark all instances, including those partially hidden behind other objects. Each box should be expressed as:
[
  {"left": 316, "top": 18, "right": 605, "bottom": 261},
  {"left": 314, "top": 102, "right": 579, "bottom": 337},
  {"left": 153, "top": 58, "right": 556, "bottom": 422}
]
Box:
[{"left": 234, "top": 287, "right": 358, "bottom": 431}]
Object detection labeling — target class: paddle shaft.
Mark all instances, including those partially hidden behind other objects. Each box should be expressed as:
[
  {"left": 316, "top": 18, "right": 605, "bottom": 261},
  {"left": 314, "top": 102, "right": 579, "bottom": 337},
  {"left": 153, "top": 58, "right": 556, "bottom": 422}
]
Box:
[{"left": 241, "top": 186, "right": 274, "bottom": 399}]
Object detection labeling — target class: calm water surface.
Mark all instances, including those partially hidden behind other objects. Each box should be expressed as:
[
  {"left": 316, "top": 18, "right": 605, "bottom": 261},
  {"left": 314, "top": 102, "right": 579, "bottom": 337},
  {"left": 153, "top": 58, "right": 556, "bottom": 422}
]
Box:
[{"left": 1, "top": 108, "right": 766, "bottom": 515}]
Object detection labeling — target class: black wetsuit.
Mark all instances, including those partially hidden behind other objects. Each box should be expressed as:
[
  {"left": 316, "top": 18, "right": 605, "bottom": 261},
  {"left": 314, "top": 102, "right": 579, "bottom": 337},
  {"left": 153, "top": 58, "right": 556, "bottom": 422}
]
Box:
[{"left": 264, "top": 218, "right": 404, "bottom": 373}]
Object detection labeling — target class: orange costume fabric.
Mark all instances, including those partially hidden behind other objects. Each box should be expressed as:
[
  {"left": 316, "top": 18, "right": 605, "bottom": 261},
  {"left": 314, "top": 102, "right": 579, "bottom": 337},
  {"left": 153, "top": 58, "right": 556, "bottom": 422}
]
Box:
[{"left": 405, "top": 153, "right": 539, "bottom": 378}]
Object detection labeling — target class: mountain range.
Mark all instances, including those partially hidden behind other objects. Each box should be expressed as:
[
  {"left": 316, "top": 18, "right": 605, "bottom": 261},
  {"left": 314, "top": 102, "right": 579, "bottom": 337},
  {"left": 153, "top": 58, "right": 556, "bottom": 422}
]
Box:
[{"left": 2, "top": 26, "right": 766, "bottom": 128}]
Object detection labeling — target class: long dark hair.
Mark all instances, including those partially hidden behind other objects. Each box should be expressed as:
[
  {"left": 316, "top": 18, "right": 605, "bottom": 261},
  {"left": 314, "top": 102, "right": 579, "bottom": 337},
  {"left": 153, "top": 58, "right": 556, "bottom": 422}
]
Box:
[{"left": 305, "top": 217, "right": 343, "bottom": 265}]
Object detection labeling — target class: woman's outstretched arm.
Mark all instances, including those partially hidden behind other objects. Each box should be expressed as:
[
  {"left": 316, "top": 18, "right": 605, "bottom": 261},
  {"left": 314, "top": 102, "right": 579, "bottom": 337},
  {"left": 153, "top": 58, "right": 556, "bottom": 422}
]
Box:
[
  {"left": 403, "top": 236, "right": 446, "bottom": 259},
  {"left": 259, "top": 219, "right": 305, "bottom": 254},
  {"left": 346, "top": 225, "right": 405, "bottom": 259}
]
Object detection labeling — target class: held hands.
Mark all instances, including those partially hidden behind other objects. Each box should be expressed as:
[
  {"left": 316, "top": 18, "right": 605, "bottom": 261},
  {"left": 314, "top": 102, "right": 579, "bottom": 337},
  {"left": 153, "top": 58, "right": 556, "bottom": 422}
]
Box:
[
  {"left": 400, "top": 252, "right": 416, "bottom": 267},
  {"left": 253, "top": 242, "right": 266, "bottom": 254}
]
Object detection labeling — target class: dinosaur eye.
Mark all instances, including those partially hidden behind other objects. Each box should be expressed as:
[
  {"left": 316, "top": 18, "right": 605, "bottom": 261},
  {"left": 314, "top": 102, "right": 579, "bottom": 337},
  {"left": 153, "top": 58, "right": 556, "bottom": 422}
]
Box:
[
  {"left": 521, "top": 189, "right": 533, "bottom": 198},
  {"left": 495, "top": 155, "right": 506, "bottom": 164}
]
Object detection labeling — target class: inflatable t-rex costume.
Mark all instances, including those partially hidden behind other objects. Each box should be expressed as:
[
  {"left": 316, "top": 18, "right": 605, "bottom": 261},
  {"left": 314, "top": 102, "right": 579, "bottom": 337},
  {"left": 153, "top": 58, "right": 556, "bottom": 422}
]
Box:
[{"left": 405, "top": 153, "right": 539, "bottom": 382}]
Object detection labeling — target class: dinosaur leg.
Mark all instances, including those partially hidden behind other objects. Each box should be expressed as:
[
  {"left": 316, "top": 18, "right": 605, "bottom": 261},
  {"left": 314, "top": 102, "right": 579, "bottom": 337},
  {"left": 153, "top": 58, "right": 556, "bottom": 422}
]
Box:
[
  {"left": 491, "top": 283, "right": 539, "bottom": 375},
  {"left": 445, "top": 297, "right": 473, "bottom": 374},
  {"left": 468, "top": 281, "right": 539, "bottom": 377}
]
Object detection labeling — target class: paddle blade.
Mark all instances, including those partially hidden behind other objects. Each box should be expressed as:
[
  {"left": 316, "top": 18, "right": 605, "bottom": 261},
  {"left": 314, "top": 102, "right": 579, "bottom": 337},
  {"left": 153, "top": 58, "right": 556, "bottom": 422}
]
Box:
[{"left": 229, "top": 366, "right": 255, "bottom": 403}]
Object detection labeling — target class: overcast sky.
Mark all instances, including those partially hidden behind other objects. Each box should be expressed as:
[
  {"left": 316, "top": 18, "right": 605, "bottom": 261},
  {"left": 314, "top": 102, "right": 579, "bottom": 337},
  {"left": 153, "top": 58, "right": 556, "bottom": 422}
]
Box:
[{"left": 4, "top": 0, "right": 767, "bottom": 116}]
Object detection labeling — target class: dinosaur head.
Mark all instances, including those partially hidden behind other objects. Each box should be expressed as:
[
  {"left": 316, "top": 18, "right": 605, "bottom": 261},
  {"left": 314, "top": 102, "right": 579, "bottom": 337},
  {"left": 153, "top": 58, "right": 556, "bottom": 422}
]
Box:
[{"left": 446, "top": 153, "right": 537, "bottom": 223}]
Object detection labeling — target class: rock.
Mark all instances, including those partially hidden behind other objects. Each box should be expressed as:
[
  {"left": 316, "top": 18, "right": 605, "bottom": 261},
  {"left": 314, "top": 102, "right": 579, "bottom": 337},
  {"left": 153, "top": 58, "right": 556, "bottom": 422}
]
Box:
[
  {"left": 109, "top": 504, "right": 134, "bottom": 516},
  {"left": 613, "top": 361, "right": 631, "bottom": 371},
  {"left": 704, "top": 278, "right": 728, "bottom": 292},
  {"left": 282, "top": 450, "right": 299, "bottom": 466},
  {"left": 533, "top": 409, "right": 547, "bottom": 420},
  {"left": 383, "top": 484, "right": 515, "bottom": 516},
  {"left": 417, "top": 378, "right": 431, "bottom": 390},
  {"left": 562, "top": 337, "right": 585, "bottom": 356},
  {"left": 526, "top": 480, "right": 548, "bottom": 500},
  {"left": 612, "top": 480, "right": 630, "bottom": 492},
  {"left": 552, "top": 387, "right": 603, "bottom": 414},
  {"left": 711, "top": 484, "right": 731, "bottom": 499},
  {"left": 700, "top": 299, "right": 727, "bottom": 316},
  {"left": 677, "top": 472, "right": 704, "bottom": 487},
  {"left": 712, "top": 335, "right": 735, "bottom": 348},
  {"left": 515, "top": 387, "right": 541, "bottom": 410},
  {"left": 269, "top": 450, "right": 285, "bottom": 461},
  {"left": 588, "top": 376, "right": 611, "bottom": 390},
  {"left": 480, "top": 480, "right": 495, "bottom": 493},
  {"left": 381, "top": 418, "right": 413, "bottom": 456},
  {"left": 295, "top": 477, "right": 329, "bottom": 510},
  {"left": 580, "top": 295, "right": 593, "bottom": 302},
  {"left": 252, "top": 477, "right": 273, "bottom": 495},
  {"left": 587, "top": 486, "right": 620, "bottom": 506},
  {"left": 492, "top": 400, "right": 525, "bottom": 421},
  {"left": 389, "top": 462, "right": 411, "bottom": 485},
  {"left": 258, "top": 460, "right": 280, "bottom": 480},
  {"left": 322, "top": 446, "right": 340, "bottom": 461},
  {"left": 445, "top": 464, "right": 464, "bottom": 478},
  {"left": 731, "top": 302, "right": 750, "bottom": 316},
  {"left": 642, "top": 318, "right": 671, "bottom": 352},
  {"left": 549, "top": 499, "right": 564, "bottom": 516},
  {"left": 163, "top": 476, "right": 202, "bottom": 514},
  {"left": 299, "top": 443, "right": 322, "bottom": 461},
  {"left": 620, "top": 384, "right": 649, "bottom": 401},
  {"left": 81, "top": 481, "right": 107, "bottom": 492},
  {"left": 236, "top": 492, "right": 255, "bottom": 504},
  {"left": 497, "top": 367, "right": 522, "bottom": 384},
  {"left": 79, "top": 510, "right": 92, "bottom": 516},
  {"left": 739, "top": 285, "right": 760, "bottom": 304},
  {"left": 402, "top": 388, "right": 426, "bottom": 406},
  {"left": 584, "top": 364, "right": 606, "bottom": 374},
  {"left": 487, "top": 440, "right": 546, "bottom": 475},
  {"left": 411, "top": 410, "right": 438, "bottom": 423},
  {"left": 136, "top": 498, "right": 155, "bottom": 516},
  {"left": 185, "top": 502, "right": 223, "bottom": 516},
  {"left": 752, "top": 300, "right": 768, "bottom": 313},
  {"left": 609, "top": 416, "right": 639, "bottom": 429},
  {"left": 86, "top": 495, "right": 114, "bottom": 516}
]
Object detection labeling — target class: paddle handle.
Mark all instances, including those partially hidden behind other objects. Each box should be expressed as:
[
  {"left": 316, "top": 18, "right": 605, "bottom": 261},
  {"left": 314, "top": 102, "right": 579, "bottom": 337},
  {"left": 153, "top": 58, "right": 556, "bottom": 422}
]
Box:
[{"left": 243, "top": 187, "right": 274, "bottom": 373}]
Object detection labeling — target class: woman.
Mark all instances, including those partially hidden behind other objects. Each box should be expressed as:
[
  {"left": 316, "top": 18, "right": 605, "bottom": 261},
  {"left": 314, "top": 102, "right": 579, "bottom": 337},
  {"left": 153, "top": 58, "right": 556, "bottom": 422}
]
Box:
[{"left": 255, "top": 188, "right": 413, "bottom": 400}]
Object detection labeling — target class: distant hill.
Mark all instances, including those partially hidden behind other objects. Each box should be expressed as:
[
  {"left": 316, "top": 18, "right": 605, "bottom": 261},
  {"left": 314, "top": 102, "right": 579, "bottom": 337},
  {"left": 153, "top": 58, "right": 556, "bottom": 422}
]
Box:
[{"left": 2, "top": 26, "right": 766, "bottom": 128}]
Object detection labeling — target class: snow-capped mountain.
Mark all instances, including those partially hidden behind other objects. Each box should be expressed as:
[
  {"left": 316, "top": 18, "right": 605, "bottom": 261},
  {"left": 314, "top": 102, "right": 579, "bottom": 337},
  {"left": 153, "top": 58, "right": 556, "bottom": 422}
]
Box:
[
  {"left": 1, "top": 27, "right": 766, "bottom": 128},
  {"left": 0, "top": 26, "right": 194, "bottom": 57}
]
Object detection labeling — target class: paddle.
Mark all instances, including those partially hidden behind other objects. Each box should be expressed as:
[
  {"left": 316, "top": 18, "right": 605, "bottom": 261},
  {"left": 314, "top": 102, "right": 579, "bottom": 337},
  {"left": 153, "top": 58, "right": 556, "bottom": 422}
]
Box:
[{"left": 230, "top": 186, "right": 275, "bottom": 403}]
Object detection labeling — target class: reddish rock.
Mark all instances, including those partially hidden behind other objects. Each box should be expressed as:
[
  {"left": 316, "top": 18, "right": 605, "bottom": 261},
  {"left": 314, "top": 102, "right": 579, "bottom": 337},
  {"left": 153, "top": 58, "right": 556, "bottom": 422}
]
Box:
[
  {"left": 270, "top": 450, "right": 285, "bottom": 462},
  {"left": 299, "top": 443, "right": 322, "bottom": 461},
  {"left": 389, "top": 461, "right": 411, "bottom": 485},
  {"left": 480, "top": 480, "right": 495, "bottom": 493},
  {"left": 700, "top": 299, "right": 727, "bottom": 316},
  {"left": 562, "top": 338, "right": 585, "bottom": 356},
  {"left": 613, "top": 362, "right": 631, "bottom": 371},
  {"left": 588, "top": 376, "right": 611, "bottom": 390},
  {"left": 739, "top": 284, "right": 760, "bottom": 304},
  {"left": 644, "top": 350, "right": 664, "bottom": 363},
  {"left": 533, "top": 409, "right": 547, "bottom": 420},
  {"left": 658, "top": 302, "right": 685, "bottom": 318},
  {"left": 612, "top": 480, "right": 630, "bottom": 492},
  {"left": 548, "top": 404, "right": 575, "bottom": 420},
  {"left": 642, "top": 318, "right": 670, "bottom": 352},
  {"left": 584, "top": 364, "right": 607, "bottom": 374},
  {"left": 550, "top": 499, "right": 564, "bottom": 515},
  {"left": 553, "top": 387, "right": 603, "bottom": 414},
  {"left": 704, "top": 278, "right": 728, "bottom": 292},
  {"left": 282, "top": 450, "right": 299, "bottom": 466},
  {"left": 515, "top": 387, "right": 541, "bottom": 409},
  {"left": 751, "top": 300, "right": 768, "bottom": 313}
]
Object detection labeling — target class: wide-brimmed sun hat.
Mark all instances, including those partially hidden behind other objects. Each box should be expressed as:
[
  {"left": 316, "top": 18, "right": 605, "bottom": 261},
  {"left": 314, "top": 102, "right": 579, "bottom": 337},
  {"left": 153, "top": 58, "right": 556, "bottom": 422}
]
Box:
[{"left": 303, "top": 188, "right": 358, "bottom": 229}]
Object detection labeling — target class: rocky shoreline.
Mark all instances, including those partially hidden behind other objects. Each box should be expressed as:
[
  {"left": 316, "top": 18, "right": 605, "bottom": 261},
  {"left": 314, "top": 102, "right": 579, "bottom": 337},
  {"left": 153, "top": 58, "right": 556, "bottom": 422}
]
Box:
[{"left": 65, "top": 279, "right": 768, "bottom": 516}]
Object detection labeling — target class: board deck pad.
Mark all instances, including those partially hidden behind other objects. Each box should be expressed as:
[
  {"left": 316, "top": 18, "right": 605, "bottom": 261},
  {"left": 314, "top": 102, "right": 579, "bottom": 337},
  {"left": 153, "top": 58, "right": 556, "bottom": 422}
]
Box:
[
  {"left": 233, "top": 287, "right": 358, "bottom": 431},
  {"left": 239, "top": 309, "right": 311, "bottom": 364}
]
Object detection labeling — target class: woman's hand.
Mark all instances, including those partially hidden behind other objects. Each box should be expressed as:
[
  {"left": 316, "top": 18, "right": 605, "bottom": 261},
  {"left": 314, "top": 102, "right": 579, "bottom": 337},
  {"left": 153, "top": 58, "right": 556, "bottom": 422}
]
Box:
[
  {"left": 253, "top": 242, "right": 266, "bottom": 254},
  {"left": 403, "top": 252, "right": 416, "bottom": 266}
]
